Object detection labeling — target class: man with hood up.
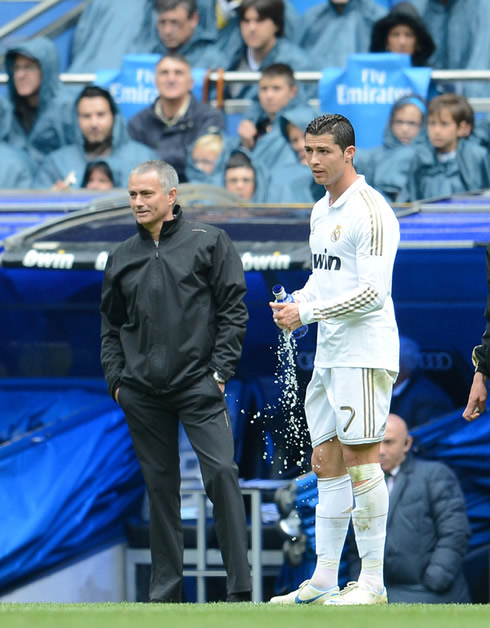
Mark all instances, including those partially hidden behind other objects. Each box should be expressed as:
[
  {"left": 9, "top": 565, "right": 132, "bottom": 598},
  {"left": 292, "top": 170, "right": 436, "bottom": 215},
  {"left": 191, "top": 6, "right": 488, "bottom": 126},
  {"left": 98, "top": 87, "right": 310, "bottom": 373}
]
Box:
[
  {"left": 370, "top": 2, "right": 435, "bottom": 68},
  {"left": 0, "top": 37, "right": 73, "bottom": 167},
  {"left": 34, "top": 86, "right": 157, "bottom": 189}
]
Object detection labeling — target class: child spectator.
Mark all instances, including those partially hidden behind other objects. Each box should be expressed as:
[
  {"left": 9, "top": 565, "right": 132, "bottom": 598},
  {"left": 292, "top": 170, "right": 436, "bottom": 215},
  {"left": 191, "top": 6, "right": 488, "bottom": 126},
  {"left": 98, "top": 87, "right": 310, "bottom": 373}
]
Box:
[
  {"left": 238, "top": 63, "right": 312, "bottom": 149},
  {"left": 224, "top": 150, "right": 267, "bottom": 201},
  {"left": 265, "top": 108, "right": 323, "bottom": 204},
  {"left": 236, "top": 63, "right": 317, "bottom": 188},
  {"left": 81, "top": 161, "right": 116, "bottom": 190},
  {"left": 190, "top": 133, "right": 224, "bottom": 175},
  {"left": 355, "top": 94, "right": 427, "bottom": 202},
  {"left": 185, "top": 131, "right": 235, "bottom": 185},
  {"left": 399, "top": 94, "right": 490, "bottom": 202}
]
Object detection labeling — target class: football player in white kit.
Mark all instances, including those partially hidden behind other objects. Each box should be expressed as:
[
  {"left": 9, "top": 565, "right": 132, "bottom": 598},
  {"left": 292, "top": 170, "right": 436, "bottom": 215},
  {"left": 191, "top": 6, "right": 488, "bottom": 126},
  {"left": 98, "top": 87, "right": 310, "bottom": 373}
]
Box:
[{"left": 269, "top": 113, "right": 400, "bottom": 605}]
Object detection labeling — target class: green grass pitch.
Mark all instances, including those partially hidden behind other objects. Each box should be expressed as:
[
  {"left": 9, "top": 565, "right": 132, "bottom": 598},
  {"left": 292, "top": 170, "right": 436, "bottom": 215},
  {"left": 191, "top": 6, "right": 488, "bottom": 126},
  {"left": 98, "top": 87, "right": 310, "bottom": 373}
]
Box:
[{"left": 1, "top": 602, "right": 489, "bottom": 628}]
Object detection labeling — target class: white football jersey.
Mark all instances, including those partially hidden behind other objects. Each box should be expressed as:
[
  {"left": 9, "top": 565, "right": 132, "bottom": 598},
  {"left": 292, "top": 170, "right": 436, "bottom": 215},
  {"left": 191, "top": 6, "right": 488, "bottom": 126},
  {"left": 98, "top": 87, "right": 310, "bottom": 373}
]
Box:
[{"left": 294, "top": 176, "right": 400, "bottom": 371}]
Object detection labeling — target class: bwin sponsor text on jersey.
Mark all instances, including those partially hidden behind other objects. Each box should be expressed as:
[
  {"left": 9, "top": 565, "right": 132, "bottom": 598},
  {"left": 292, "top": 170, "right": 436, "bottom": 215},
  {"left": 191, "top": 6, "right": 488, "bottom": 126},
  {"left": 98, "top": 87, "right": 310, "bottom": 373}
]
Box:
[{"left": 313, "top": 249, "right": 341, "bottom": 270}]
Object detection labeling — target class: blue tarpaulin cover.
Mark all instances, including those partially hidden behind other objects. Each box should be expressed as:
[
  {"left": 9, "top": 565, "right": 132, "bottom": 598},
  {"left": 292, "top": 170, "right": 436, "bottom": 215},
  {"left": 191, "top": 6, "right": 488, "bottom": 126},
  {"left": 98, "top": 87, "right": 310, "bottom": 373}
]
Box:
[{"left": 0, "top": 378, "right": 144, "bottom": 592}]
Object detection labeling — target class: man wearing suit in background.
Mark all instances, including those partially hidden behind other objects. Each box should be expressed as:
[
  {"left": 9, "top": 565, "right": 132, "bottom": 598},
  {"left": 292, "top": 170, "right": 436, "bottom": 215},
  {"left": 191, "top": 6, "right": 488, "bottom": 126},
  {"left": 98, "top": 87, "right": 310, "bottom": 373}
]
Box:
[{"left": 348, "top": 413, "right": 471, "bottom": 603}]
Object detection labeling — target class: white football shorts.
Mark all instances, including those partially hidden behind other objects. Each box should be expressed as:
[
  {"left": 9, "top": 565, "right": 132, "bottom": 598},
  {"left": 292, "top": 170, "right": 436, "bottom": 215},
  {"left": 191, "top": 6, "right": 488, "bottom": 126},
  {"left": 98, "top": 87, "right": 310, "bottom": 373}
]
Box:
[{"left": 305, "top": 366, "right": 398, "bottom": 447}]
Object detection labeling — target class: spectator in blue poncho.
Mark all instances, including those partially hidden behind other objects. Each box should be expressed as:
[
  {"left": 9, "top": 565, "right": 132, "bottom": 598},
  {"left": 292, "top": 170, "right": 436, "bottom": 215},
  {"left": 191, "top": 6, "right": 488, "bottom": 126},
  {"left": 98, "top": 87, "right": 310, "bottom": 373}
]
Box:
[
  {"left": 81, "top": 161, "right": 116, "bottom": 191},
  {"left": 67, "top": 0, "right": 154, "bottom": 73},
  {"left": 370, "top": 2, "right": 435, "bottom": 67},
  {"left": 144, "top": 0, "right": 218, "bottom": 67},
  {"left": 34, "top": 86, "right": 157, "bottom": 189},
  {"left": 0, "top": 37, "right": 73, "bottom": 168},
  {"left": 224, "top": 149, "right": 268, "bottom": 202},
  {"left": 355, "top": 94, "right": 427, "bottom": 202},
  {"left": 264, "top": 107, "right": 323, "bottom": 204},
  {"left": 473, "top": 114, "right": 490, "bottom": 152},
  {"left": 0, "top": 142, "right": 33, "bottom": 189},
  {"left": 206, "top": 0, "right": 312, "bottom": 100},
  {"left": 298, "top": 0, "right": 388, "bottom": 69},
  {"left": 237, "top": 63, "right": 315, "bottom": 149},
  {"left": 187, "top": 133, "right": 225, "bottom": 180},
  {"left": 196, "top": 0, "right": 302, "bottom": 51},
  {"left": 369, "top": 2, "right": 445, "bottom": 100},
  {"left": 399, "top": 93, "right": 490, "bottom": 202},
  {"left": 410, "top": 0, "right": 490, "bottom": 99}
]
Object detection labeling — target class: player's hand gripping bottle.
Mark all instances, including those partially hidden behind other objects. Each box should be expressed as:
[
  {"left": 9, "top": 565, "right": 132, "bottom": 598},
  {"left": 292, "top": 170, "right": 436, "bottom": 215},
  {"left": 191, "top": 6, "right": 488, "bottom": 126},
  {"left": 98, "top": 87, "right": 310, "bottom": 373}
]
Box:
[{"left": 272, "top": 284, "right": 309, "bottom": 340}]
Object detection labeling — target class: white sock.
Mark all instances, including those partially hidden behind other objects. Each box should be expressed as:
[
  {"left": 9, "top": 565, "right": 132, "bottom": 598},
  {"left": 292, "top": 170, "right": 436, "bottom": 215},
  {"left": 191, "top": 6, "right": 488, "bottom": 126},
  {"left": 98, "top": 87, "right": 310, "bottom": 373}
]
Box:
[
  {"left": 310, "top": 474, "right": 353, "bottom": 590},
  {"left": 348, "top": 463, "right": 388, "bottom": 594}
]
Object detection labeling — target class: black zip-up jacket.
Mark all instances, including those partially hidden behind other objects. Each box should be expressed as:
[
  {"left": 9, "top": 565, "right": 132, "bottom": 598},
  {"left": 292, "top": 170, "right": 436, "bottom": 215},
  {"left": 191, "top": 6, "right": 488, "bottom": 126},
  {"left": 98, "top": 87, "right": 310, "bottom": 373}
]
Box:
[{"left": 100, "top": 206, "right": 248, "bottom": 398}]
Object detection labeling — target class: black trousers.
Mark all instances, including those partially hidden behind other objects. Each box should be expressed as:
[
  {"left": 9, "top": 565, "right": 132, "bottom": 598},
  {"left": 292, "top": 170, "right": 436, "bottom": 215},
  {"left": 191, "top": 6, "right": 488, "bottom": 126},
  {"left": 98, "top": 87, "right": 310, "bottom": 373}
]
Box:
[{"left": 118, "top": 373, "right": 252, "bottom": 602}]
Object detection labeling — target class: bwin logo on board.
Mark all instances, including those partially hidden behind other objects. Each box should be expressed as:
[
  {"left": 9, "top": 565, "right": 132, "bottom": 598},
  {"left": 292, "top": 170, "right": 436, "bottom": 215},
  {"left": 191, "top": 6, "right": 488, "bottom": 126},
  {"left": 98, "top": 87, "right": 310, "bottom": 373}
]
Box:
[{"left": 313, "top": 249, "right": 341, "bottom": 271}]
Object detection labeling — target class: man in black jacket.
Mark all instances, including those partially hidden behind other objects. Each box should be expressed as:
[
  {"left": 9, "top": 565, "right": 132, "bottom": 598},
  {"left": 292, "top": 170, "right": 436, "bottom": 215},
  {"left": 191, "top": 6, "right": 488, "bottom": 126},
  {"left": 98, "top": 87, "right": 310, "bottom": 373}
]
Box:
[
  {"left": 100, "top": 159, "right": 251, "bottom": 603},
  {"left": 463, "top": 243, "right": 490, "bottom": 422}
]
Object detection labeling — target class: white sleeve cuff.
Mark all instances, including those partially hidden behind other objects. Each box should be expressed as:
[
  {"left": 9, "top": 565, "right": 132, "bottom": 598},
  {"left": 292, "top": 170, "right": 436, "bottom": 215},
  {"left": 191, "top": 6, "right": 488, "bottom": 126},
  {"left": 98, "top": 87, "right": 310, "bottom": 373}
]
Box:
[{"left": 298, "top": 302, "right": 316, "bottom": 325}]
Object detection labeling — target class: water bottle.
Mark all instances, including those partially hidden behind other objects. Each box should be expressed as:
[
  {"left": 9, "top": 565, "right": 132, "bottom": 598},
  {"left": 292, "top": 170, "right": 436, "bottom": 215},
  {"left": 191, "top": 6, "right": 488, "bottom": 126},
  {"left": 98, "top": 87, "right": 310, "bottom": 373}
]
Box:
[{"left": 272, "top": 284, "right": 309, "bottom": 340}]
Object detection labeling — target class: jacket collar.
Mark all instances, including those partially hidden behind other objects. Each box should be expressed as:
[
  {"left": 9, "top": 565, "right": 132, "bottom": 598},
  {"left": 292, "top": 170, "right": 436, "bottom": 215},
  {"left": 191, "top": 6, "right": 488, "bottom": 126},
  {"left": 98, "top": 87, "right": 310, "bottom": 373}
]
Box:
[{"left": 137, "top": 204, "right": 183, "bottom": 240}]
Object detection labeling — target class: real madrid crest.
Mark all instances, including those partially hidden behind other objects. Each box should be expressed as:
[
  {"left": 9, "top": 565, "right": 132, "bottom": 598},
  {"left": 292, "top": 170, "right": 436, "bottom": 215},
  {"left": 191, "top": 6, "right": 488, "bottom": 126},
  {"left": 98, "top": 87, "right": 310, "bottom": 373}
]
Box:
[{"left": 331, "top": 225, "right": 341, "bottom": 242}]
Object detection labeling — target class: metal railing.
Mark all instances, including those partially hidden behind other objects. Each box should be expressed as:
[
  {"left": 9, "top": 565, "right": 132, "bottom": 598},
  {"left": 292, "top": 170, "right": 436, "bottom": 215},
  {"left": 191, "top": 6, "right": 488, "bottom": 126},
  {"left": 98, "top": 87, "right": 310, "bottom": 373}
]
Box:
[{"left": 1, "top": 68, "right": 489, "bottom": 111}]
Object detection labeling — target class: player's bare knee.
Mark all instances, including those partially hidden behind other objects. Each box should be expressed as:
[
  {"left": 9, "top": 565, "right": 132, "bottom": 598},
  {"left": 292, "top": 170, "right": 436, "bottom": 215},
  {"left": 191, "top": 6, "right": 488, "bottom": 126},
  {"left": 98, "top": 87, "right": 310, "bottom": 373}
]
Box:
[{"left": 311, "top": 439, "right": 345, "bottom": 478}]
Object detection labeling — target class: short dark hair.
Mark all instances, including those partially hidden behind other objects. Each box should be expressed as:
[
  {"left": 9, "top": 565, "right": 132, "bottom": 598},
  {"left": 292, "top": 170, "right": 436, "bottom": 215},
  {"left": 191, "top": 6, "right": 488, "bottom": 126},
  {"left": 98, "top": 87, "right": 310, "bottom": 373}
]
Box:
[
  {"left": 305, "top": 114, "right": 355, "bottom": 152},
  {"left": 76, "top": 85, "right": 117, "bottom": 116},
  {"left": 225, "top": 151, "right": 255, "bottom": 173},
  {"left": 428, "top": 93, "right": 474, "bottom": 128},
  {"left": 238, "top": 0, "right": 284, "bottom": 38},
  {"left": 81, "top": 160, "right": 115, "bottom": 187},
  {"left": 155, "top": 0, "right": 197, "bottom": 16},
  {"left": 260, "top": 63, "right": 295, "bottom": 87}
]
